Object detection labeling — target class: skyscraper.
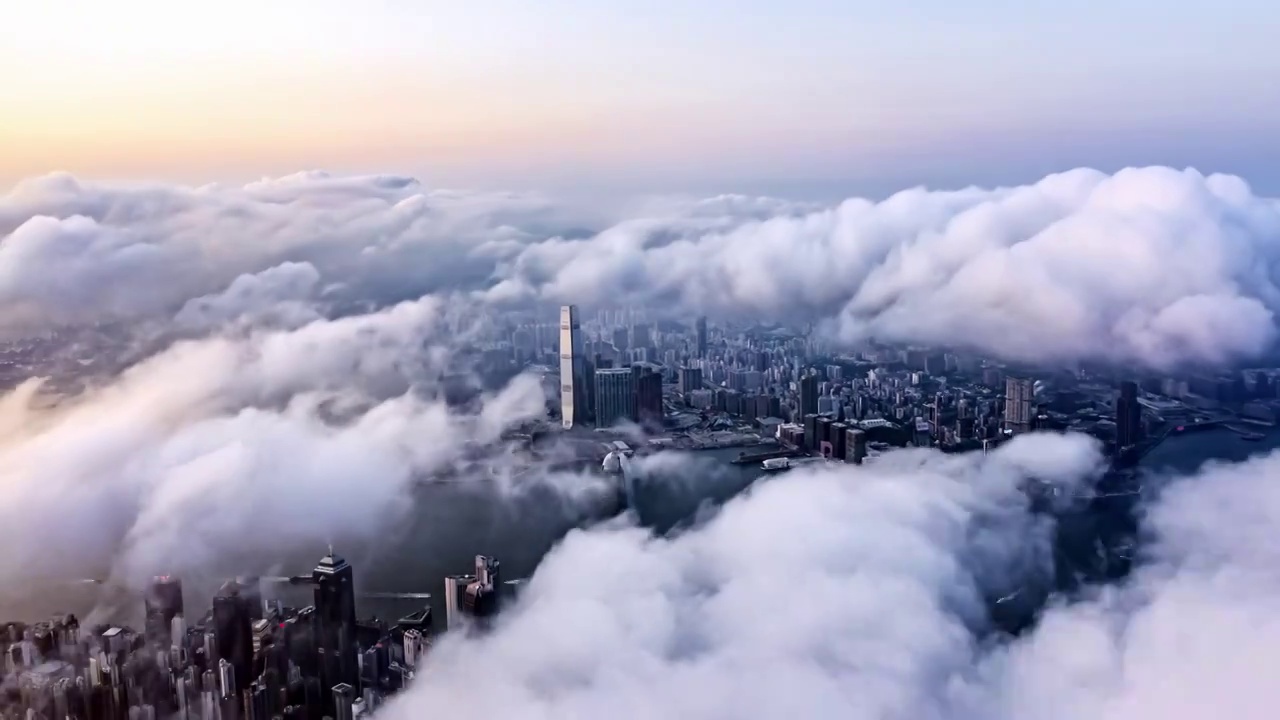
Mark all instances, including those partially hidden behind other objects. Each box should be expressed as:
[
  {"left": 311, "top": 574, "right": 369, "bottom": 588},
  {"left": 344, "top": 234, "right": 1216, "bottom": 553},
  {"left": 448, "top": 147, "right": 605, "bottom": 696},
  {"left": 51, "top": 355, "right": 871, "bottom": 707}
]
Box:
[
  {"left": 595, "top": 368, "right": 637, "bottom": 427},
  {"left": 695, "top": 316, "right": 708, "bottom": 358},
  {"left": 678, "top": 365, "right": 703, "bottom": 400},
  {"left": 559, "top": 305, "right": 588, "bottom": 429},
  {"left": 144, "top": 576, "right": 184, "bottom": 647},
  {"left": 1004, "top": 376, "right": 1034, "bottom": 434},
  {"left": 631, "top": 323, "right": 652, "bottom": 350},
  {"left": 463, "top": 556, "right": 501, "bottom": 624},
  {"left": 800, "top": 372, "right": 819, "bottom": 418},
  {"left": 1116, "top": 380, "right": 1142, "bottom": 447},
  {"left": 611, "top": 326, "right": 629, "bottom": 353},
  {"left": 444, "top": 556, "right": 503, "bottom": 631},
  {"left": 635, "top": 365, "right": 663, "bottom": 427},
  {"left": 212, "top": 581, "right": 254, "bottom": 694},
  {"left": 313, "top": 550, "right": 358, "bottom": 693},
  {"left": 846, "top": 428, "right": 867, "bottom": 464}
]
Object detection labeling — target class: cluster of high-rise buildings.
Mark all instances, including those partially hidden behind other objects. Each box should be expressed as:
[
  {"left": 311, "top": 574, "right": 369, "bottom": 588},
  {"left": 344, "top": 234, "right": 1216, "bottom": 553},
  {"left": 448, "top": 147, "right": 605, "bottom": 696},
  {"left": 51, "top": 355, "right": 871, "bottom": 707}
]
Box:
[
  {"left": 523, "top": 305, "right": 1280, "bottom": 455},
  {"left": 559, "top": 305, "right": 664, "bottom": 430},
  {"left": 0, "top": 553, "right": 516, "bottom": 720}
]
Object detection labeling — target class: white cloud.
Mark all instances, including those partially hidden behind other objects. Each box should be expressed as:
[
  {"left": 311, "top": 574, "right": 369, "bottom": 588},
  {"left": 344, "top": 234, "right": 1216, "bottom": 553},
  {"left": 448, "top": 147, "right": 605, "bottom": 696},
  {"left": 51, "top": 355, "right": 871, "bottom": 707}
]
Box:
[
  {"left": 173, "top": 261, "right": 323, "bottom": 331},
  {"left": 0, "top": 293, "right": 550, "bottom": 589},
  {"left": 385, "top": 434, "right": 1102, "bottom": 719},
  {"left": 5, "top": 166, "right": 1278, "bottom": 368},
  {"left": 374, "top": 434, "right": 1280, "bottom": 720},
  {"left": 0, "top": 163, "right": 1276, "bottom": 717}
]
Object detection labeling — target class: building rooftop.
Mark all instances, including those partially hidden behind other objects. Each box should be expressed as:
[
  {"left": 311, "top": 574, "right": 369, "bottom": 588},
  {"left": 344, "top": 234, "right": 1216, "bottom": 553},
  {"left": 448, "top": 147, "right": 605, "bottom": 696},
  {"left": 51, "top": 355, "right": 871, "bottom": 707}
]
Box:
[{"left": 315, "top": 548, "right": 351, "bottom": 574}]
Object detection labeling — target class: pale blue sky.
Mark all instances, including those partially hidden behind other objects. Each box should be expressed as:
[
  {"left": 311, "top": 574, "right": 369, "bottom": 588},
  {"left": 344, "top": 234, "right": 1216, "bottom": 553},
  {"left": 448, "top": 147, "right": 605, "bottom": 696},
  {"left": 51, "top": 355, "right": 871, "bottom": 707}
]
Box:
[{"left": 3, "top": 0, "right": 1278, "bottom": 196}]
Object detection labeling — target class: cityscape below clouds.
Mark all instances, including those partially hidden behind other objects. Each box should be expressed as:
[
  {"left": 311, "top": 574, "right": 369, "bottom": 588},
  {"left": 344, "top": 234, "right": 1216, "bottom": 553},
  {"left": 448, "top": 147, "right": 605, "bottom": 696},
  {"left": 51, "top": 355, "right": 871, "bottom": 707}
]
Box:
[
  {"left": 3, "top": 170, "right": 1280, "bottom": 718},
  {"left": 5, "top": 3, "right": 1280, "bottom": 718}
]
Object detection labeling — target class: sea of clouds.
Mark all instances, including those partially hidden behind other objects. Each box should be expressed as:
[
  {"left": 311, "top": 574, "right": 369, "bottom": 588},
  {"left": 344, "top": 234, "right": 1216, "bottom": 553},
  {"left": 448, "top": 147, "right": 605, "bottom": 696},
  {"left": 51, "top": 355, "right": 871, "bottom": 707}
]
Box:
[
  {"left": 2, "top": 167, "right": 1278, "bottom": 717},
  {"left": 2, "top": 166, "right": 1279, "bottom": 368}
]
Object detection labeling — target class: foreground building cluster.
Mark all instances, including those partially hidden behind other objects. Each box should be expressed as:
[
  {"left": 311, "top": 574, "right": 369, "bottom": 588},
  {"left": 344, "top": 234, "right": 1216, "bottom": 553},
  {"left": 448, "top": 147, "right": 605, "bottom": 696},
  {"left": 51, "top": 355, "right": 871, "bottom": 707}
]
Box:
[{"left": 0, "top": 553, "right": 516, "bottom": 720}]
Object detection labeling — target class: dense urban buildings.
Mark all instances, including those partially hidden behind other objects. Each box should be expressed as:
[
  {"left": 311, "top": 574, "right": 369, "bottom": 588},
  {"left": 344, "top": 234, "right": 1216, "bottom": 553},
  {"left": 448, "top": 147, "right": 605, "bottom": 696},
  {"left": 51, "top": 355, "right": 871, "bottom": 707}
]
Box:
[
  {"left": 501, "top": 306, "right": 1280, "bottom": 465},
  {"left": 0, "top": 552, "right": 519, "bottom": 720},
  {"left": 9, "top": 305, "right": 1280, "bottom": 720}
]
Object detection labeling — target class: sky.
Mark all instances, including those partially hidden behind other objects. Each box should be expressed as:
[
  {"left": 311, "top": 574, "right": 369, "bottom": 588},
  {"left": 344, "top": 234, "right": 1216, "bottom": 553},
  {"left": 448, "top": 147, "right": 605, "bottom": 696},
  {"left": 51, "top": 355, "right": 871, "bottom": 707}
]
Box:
[{"left": 4, "top": 0, "right": 1280, "bottom": 197}]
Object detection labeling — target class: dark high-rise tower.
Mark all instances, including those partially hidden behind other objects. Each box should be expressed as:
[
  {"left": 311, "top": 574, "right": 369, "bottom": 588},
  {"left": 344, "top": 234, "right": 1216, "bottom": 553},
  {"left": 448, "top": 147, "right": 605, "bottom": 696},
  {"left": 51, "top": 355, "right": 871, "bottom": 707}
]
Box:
[
  {"left": 313, "top": 550, "right": 358, "bottom": 693},
  {"left": 594, "top": 368, "right": 637, "bottom": 427},
  {"left": 144, "top": 576, "right": 184, "bottom": 647},
  {"left": 1115, "top": 380, "right": 1142, "bottom": 448},
  {"left": 635, "top": 366, "right": 663, "bottom": 427},
  {"left": 212, "top": 581, "right": 254, "bottom": 695},
  {"left": 800, "top": 373, "right": 819, "bottom": 418},
  {"left": 677, "top": 366, "right": 703, "bottom": 401},
  {"left": 695, "top": 316, "right": 708, "bottom": 358}
]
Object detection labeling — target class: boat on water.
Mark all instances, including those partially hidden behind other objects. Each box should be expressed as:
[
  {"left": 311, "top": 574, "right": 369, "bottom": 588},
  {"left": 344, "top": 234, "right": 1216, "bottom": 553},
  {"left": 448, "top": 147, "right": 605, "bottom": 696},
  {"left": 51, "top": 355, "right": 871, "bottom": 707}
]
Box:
[
  {"left": 761, "top": 457, "right": 793, "bottom": 472},
  {"left": 761, "top": 456, "right": 826, "bottom": 473}
]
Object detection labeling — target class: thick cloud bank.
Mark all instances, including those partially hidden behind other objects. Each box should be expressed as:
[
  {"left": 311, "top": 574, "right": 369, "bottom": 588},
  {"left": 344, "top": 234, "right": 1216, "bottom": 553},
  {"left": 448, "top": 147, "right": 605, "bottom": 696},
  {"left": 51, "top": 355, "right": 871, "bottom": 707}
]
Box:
[
  {"left": 379, "top": 436, "right": 1278, "bottom": 720},
  {"left": 976, "top": 451, "right": 1280, "bottom": 720},
  {"left": 4, "top": 167, "right": 1280, "bottom": 367},
  {"left": 1, "top": 164, "right": 1277, "bottom": 715},
  {"left": 0, "top": 292, "right": 556, "bottom": 590}
]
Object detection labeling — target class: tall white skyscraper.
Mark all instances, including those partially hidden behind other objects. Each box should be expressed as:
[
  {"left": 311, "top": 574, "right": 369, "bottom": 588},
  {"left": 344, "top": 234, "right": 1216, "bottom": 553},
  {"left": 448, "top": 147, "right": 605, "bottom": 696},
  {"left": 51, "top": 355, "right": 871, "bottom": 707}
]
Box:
[{"left": 559, "top": 305, "right": 587, "bottom": 428}]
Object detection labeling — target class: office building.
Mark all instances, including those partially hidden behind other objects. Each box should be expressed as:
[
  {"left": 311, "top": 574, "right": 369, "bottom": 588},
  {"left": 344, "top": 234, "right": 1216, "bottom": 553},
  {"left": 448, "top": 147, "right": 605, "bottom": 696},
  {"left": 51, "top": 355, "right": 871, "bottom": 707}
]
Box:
[
  {"left": 800, "top": 373, "right": 819, "bottom": 418},
  {"left": 924, "top": 353, "right": 947, "bottom": 376},
  {"left": 635, "top": 366, "right": 663, "bottom": 426},
  {"left": 443, "top": 573, "right": 473, "bottom": 632},
  {"left": 333, "top": 683, "right": 355, "bottom": 720},
  {"left": 830, "top": 422, "right": 848, "bottom": 459},
  {"left": 559, "top": 305, "right": 588, "bottom": 428},
  {"left": 313, "top": 549, "right": 359, "bottom": 693},
  {"left": 678, "top": 366, "right": 703, "bottom": 400},
  {"left": 595, "top": 368, "right": 637, "bottom": 427},
  {"left": 463, "top": 556, "right": 502, "bottom": 624},
  {"left": 695, "top": 316, "right": 708, "bottom": 358},
  {"left": 444, "top": 555, "right": 504, "bottom": 631},
  {"left": 1004, "top": 376, "right": 1034, "bottom": 434},
  {"left": 631, "top": 323, "right": 652, "bottom": 350},
  {"left": 846, "top": 428, "right": 867, "bottom": 464},
  {"left": 817, "top": 416, "right": 834, "bottom": 457},
  {"left": 1116, "top": 380, "right": 1142, "bottom": 448},
  {"left": 144, "top": 576, "right": 184, "bottom": 647},
  {"left": 212, "top": 581, "right": 254, "bottom": 694}
]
